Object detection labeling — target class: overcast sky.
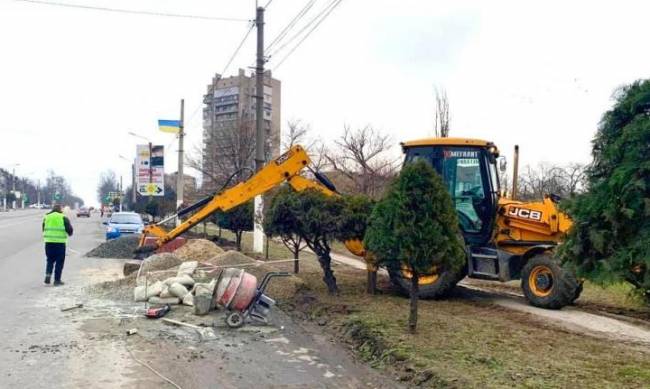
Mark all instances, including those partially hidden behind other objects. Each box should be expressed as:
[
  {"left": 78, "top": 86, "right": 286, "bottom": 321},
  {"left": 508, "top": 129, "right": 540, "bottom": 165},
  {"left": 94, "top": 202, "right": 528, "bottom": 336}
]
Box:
[{"left": 1, "top": 0, "right": 648, "bottom": 206}]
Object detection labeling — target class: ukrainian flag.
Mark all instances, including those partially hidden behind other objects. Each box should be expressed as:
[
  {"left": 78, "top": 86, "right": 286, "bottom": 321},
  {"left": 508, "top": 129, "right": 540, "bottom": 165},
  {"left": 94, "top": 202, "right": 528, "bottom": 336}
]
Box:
[{"left": 158, "top": 119, "right": 181, "bottom": 134}]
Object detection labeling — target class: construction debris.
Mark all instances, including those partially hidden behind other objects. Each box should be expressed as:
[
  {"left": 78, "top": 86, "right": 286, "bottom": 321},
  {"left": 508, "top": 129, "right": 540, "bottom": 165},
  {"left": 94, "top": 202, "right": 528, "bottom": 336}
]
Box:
[
  {"left": 85, "top": 235, "right": 140, "bottom": 258},
  {"left": 60, "top": 303, "right": 83, "bottom": 312},
  {"left": 173, "top": 239, "right": 224, "bottom": 262}
]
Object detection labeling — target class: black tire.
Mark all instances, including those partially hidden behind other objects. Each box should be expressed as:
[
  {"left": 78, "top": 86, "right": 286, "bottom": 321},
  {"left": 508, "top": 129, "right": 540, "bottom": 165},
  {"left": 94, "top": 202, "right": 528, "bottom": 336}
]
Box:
[
  {"left": 225, "top": 312, "right": 245, "bottom": 328},
  {"left": 388, "top": 264, "right": 466, "bottom": 299},
  {"left": 521, "top": 254, "right": 579, "bottom": 309},
  {"left": 571, "top": 281, "right": 584, "bottom": 304}
]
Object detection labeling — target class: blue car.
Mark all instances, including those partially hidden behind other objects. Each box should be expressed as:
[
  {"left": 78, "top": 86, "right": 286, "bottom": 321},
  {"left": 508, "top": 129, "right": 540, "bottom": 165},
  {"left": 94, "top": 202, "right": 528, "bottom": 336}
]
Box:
[{"left": 104, "top": 212, "right": 144, "bottom": 240}]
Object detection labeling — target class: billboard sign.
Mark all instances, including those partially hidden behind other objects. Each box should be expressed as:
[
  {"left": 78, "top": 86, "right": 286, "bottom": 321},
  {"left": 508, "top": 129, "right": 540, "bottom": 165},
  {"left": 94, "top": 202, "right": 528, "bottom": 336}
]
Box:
[{"left": 136, "top": 144, "right": 165, "bottom": 196}]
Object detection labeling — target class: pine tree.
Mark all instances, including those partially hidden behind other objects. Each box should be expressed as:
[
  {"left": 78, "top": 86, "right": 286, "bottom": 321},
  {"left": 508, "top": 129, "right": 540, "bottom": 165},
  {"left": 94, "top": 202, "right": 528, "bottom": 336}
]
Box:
[
  {"left": 561, "top": 80, "right": 650, "bottom": 301},
  {"left": 365, "top": 160, "right": 465, "bottom": 332}
]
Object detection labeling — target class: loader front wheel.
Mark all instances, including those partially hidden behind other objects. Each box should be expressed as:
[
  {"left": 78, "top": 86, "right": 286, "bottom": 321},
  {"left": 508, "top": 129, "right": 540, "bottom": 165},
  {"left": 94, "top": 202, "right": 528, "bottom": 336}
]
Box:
[
  {"left": 389, "top": 264, "right": 466, "bottom": 299},
  {"left": 521, "top": 254, "right": 579, "bottom": 309}
]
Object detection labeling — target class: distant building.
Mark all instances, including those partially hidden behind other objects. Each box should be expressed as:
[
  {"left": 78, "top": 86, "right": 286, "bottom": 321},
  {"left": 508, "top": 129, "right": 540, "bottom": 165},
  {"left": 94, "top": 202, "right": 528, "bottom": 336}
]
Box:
[
  {"left": 166, "top": 172, "right": 197, "bottom": 202},
  {"left": 201, "top": 69, "right": 281, "bottom": 190}
]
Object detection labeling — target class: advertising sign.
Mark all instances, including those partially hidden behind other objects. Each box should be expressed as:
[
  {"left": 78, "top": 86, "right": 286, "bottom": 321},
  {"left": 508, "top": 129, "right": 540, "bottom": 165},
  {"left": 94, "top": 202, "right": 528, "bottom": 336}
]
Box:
[{"left": 136, "top": 144, "right": 165, "bottom": 196}]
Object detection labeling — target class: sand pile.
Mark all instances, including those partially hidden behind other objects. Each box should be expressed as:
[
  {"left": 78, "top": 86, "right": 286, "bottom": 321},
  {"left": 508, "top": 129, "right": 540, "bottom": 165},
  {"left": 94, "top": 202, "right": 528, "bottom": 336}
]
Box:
[
  {"left": 85, "top": 235, "right": 140, "bottom": 258},
  {"left": 174, "top": 239, "right": 224, "bottom": 262},
  {"left": 139, "top": 253, "right": 182, "bottom": 274}
]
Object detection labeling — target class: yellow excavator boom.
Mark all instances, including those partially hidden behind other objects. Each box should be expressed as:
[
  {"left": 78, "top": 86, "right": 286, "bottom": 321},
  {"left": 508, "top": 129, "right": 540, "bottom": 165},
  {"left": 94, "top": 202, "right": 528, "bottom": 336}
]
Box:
[{"left": 138, "top": 145, "right": 314, "bottom": 252}]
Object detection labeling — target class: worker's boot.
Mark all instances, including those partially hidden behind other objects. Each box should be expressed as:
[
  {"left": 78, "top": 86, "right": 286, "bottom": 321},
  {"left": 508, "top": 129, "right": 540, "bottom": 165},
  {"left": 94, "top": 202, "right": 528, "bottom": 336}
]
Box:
[
  {"left": 53, "top": 280, "right": 65, "bottom": 287},
  {"left": 44, "top": 274, "right": 51, "bottom": 285}
]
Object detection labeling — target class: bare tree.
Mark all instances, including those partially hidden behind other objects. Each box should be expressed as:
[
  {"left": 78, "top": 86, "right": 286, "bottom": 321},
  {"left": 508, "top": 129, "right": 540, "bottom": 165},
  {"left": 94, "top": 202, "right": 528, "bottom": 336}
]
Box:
[
  {"left": 517, "top": 162, "right": 587, "bottom": 201},
  {"left": 326, "top": 125, "right": 398, "bottom": 199},
  {"left": 563, "top": 163, "right": 587, "bottom": 196},
  {"left": 187, "top": 117, "right": 257, "bottom": 193},
  {"left": 97, "top": 170, "right": 119, "bottom": 203},
  {"left": 308, "top": 138, "right": 329, "bottom": 171},
  {"left": 434, "top": 87, "right": 451, "bottom": 137},
  {"left": 282, "top": 119, "right": 311, "bottom": 152}
]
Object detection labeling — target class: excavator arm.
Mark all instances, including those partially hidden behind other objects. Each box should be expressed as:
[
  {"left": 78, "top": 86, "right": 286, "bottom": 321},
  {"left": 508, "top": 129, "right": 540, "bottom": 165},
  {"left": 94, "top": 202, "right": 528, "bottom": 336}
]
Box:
[{"left": 136, "top": 145, "right": 351, "bottom": 255}]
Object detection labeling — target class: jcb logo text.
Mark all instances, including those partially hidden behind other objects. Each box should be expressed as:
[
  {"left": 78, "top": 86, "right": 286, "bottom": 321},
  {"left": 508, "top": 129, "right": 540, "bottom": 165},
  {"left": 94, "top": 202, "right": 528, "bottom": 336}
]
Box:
[{"left": 508, "top": 207, "right": 542, "bottom": 221}]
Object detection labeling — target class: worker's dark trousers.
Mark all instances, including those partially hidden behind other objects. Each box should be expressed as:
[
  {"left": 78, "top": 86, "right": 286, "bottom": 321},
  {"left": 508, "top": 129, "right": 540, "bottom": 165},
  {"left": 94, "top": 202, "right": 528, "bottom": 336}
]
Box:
[{"left": 45, "top": 242, "right": 66, "bottom": 282}]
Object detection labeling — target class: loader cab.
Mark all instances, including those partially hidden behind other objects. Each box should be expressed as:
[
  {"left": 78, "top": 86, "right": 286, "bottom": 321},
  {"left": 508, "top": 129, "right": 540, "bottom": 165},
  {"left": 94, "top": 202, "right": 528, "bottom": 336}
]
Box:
[{"left": 402, "top": 138, "right": 500, "bottom": 246}]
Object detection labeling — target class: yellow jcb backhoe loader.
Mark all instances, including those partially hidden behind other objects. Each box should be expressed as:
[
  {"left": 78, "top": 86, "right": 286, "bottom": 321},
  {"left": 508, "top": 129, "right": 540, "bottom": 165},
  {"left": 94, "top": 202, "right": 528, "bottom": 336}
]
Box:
[{"left": 136, "top": 138, "right": 581, "bottom": 309}]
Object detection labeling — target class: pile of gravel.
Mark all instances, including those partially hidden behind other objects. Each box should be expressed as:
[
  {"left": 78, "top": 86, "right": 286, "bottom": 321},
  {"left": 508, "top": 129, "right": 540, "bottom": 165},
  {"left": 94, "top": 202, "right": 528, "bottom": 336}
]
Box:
[{"left": 86, "top": 235, "right": 140, "bottom": 259}]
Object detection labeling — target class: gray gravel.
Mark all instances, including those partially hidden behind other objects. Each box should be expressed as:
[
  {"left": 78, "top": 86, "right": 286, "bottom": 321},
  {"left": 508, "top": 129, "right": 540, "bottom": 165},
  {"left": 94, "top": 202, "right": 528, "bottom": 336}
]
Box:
[{"left": 85, "top": 235, "right": 140, "bottom": 258}]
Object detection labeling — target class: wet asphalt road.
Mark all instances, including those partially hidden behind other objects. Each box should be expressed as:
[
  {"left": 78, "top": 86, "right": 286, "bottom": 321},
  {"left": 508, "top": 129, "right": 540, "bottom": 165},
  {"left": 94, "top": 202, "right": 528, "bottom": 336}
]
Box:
[{"left": 0, "top": 210, "right": 396, "bottom": 388}]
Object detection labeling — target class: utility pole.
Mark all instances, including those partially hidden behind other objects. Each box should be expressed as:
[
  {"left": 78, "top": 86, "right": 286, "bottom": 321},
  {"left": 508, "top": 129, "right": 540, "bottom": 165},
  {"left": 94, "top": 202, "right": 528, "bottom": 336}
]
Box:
[
  {"left": 131, "top": 162, "right": 136, "bottom": 204},
  {"left": 253, "top": 5, "right": 265, "bottom": 253},
  {"left": 148, "top": 141, "right": 153, "bottom": 205},
  {"left": 119, "top": 175, "right": 123, "bottom": 212},
  {"left": 37, "top": 179, "right": 40, "bottom": 205},
  {"left": 254, "top": 6, "right": 265, "bottom": 172},
  {"left": 11, "top": 166, "right": 16, "bottom": 209},
  {"left": 176, "top": 99, "right": 185, "bottom": 226}
]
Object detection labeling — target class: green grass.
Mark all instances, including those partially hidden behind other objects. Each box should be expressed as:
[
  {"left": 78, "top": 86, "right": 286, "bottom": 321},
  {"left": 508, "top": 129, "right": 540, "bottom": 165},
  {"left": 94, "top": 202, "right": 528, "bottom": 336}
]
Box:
[{"left": 201, "top": 226, "right": 650, "bottom": 388}]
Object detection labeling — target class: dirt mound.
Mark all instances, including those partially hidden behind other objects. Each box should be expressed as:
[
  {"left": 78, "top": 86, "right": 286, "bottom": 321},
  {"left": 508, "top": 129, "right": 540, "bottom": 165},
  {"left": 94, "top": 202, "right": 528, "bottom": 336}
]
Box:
[
  {"left": 86, "top": 273, "right": 137, "bottom": 301},
  {"left": 85, "top": 235, "right": 140, "bottom": 259},
  {"left": 205, "top": 251, "right": 306, "bottom": 301},
  {"left": 174, "top": 239, "right": 224, "bottom": 262}
]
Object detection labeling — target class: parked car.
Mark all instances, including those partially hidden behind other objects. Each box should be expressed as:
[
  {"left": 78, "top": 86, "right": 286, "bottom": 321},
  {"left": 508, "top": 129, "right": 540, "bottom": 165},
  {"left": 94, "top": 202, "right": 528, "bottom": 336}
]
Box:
[
  {"left": 76, "top": 207, "right": 91, "bottom": 217},
  {"left": 103, "top": 212, "right": 144, "bottom": 240}
]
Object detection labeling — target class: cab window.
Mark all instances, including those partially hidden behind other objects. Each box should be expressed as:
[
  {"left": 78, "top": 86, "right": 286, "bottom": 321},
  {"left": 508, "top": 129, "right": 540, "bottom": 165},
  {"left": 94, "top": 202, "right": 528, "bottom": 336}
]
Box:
[{"left": 404, "top": 146, "right": 491, "bottom": 234}]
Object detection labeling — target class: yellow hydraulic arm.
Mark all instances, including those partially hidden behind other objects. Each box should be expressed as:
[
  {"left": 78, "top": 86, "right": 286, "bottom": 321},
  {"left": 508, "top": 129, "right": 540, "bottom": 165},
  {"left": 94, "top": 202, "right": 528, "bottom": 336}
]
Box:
[{"left": 137, "top": 145, "right": 336, "bottom": 254}]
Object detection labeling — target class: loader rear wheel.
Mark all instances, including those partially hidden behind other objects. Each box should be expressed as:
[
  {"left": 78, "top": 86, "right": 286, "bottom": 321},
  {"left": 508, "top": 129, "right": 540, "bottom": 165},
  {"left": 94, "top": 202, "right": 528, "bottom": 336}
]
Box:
[
  {"left": 521, "top": 254, "right": 579, "bottom": 309},
  {"left": 389, "top": 264, "right": 466, "bottom": 299}
]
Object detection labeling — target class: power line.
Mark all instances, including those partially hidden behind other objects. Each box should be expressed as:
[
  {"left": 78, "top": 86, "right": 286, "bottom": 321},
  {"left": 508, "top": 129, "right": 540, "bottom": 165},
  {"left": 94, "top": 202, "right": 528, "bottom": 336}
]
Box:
[
  {"left": 272, "top": 0, "right": 343, "bottom": 69},
  {"left": 263, "top": 0, "right": 274, "bottom": 9},
  {"left": 265, "top": 0, "right": 317, "bottom": 53},
  {"left": 266, "top": 0, "right": 340, "bottom": 61},
  {"left": 222, "top": 22, "right": 255, "bottom": 76},
  {"left": 12, "top": 0, "right": 250, "bottom": 22}
]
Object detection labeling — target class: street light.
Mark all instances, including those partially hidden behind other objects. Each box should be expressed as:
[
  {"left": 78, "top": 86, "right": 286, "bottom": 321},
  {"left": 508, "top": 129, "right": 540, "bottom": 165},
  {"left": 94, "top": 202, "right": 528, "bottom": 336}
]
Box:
[
  {"left": 128, "top": 131, "right": 151, "bottom": 142},
  {"left": 118, "top": 155, "right": 137, "bottom": 206}
]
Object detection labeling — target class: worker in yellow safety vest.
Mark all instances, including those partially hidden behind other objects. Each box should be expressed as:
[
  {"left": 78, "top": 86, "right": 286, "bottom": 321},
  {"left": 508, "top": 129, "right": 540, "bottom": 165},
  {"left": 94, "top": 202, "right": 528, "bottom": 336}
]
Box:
[{"left": 42, "top": 204, "right": 73, "bottom": 286}]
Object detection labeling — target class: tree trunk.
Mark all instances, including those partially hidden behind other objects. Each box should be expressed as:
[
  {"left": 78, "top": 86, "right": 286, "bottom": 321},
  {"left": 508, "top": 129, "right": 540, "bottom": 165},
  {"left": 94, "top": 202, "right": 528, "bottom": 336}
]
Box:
[
  {"left": 409, "top": 270, "right": 419, "bottom": 334},
  {"left": 315, "top": 249, "right": 338, "bottom": 295},
  {"left": 236, "top": 232, "right": 242, "bottom": 251},
  {"left": 367, "top": 270, "right": 377, "bottom": 295},
  {"left": 293, "top": 247, "right": 300, "bottom": 274}
]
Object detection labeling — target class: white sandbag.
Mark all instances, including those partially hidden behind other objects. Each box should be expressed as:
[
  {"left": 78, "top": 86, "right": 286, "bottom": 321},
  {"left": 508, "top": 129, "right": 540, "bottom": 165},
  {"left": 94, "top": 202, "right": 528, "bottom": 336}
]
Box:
[
  {"left": 133, "top": 281, "right": 163, "bottom": 302},
  {"left": 163, "top": 274, "right": 195, "bottom": 287},
  {"left": 193, "top": 279, "right": 217, "bottom": 315},
  {"left": 169, "top": 282, "right": 190, "bottom": 298},
  {"left": 148, "top": 296, "right": 181, "bottom": 305},
  {"left": 182, "top": 293, "right": 194, "bottom": 306},
  {"left": 159, "top": 284, "right": 172, "bottom": 298},
  {"left": 177, "top": 261, "right": 198, "bottom": 277},
  {"left": 194, "top": 280, "right": 216, "bottom": 296}
]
